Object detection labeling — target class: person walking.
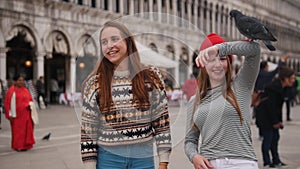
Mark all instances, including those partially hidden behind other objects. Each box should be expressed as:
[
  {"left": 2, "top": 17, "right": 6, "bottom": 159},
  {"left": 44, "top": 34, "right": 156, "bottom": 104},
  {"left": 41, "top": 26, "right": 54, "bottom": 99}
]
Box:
[
  {"left": 80, "top": 21, "right": 172, "bottom": 169},
  {"left": 4, "top": 75, "right": 35, "bottom": 151},
  {"left": 182, "top": 74, "right": 198, "bottom": 101},
  {"left": 253, "top": 55, "right": 288, "bottom": 139},
  {"left": 185, "top": 33, "right": 260, "bottom": 169},
  {"left": 256, "top": 66, "right": 295, "bottom": 168},
  {"left": 50, "top": 77, "right": 59, "bottom": 104},
  {"left": 36, "top": 76, "right": 47, "bottom": 109}
]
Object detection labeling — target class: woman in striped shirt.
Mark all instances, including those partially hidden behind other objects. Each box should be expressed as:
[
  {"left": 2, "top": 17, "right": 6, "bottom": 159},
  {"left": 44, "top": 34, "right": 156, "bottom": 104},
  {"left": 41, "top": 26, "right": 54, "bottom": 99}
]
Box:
[{"left": 185, "top": 33, "right": 260, "bottom": 169}]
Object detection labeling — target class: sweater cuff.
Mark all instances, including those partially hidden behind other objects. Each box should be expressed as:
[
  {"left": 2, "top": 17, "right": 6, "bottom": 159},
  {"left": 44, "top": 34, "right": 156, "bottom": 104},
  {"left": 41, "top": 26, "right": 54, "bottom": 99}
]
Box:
[
  {"left": 83, "top": 161, "right": 96, "bottom": 169},
  {"left": 189, "top": 152, "right": 197, "bottom": 163},
  {"left": 158, "top": 151, "right": 171, "bottom": 163}
]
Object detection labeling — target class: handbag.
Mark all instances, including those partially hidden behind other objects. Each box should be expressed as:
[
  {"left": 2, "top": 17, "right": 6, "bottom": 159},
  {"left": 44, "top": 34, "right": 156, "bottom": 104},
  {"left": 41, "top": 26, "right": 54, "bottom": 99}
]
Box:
[{"left": 29, "top": 101, "right": 39, "bottom": 124}]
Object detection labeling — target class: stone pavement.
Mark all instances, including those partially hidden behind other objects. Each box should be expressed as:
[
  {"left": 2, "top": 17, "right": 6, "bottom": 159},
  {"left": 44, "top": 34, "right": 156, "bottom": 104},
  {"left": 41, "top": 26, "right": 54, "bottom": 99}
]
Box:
[{"left": 0, "top": 102, "right": 300, "bottom": 169}]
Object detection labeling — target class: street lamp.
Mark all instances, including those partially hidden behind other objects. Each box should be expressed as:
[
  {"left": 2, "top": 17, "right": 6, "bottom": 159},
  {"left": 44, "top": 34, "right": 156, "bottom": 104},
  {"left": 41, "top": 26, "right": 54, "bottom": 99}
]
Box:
[{"left": 25, "top": 59, "right": 32, "bottom": 67}]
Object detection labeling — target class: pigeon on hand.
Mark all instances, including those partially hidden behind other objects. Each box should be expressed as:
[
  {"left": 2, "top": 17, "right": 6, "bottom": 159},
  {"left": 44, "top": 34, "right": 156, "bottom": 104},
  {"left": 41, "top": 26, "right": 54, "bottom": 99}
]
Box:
[
  {"left": 230, "top": 9, "right": 277, "bottom": 51},
  {"left": 42, "top": 132, "right": 51, "bottom": 141}
]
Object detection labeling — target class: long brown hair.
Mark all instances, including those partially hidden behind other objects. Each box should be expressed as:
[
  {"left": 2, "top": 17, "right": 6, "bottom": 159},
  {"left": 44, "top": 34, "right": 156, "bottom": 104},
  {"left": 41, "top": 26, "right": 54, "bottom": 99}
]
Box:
[
  {"left": 193, "top": 57, "right": 243, "bottom": 125},
  {"left": 83, "top": 21, "right": 161, "bottom": 112}
]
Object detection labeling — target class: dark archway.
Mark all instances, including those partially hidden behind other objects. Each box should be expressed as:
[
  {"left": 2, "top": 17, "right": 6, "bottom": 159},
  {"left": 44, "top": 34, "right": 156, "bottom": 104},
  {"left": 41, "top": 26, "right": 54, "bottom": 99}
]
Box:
[
  {"left": 6, "top": 32, "right": 35, "bottom": 81},
  {"left": 76, "top": 55, "right": 97, "bottom": 92},
  {"left": 45, "top": 53, "right": 69, "bottom": 103}
]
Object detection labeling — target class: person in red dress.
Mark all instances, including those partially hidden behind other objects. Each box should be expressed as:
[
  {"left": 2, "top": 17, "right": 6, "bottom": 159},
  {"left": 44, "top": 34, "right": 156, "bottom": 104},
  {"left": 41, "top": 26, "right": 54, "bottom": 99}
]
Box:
[{"left": 4, "top": 75, "right": 35, "bottom": 151}]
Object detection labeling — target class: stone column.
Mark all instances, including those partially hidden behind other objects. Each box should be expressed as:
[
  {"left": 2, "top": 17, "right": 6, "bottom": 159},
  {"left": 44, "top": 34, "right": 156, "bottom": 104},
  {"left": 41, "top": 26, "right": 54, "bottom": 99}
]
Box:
[
  {"left": 129, "top": 0, "right": 134, "bottom": 15},
  {"left": 166, "top": 0, "right": 170, "bottom": 23},
  {"left": 217, "top": 6, "right": 221, "bottom": 34},
  {"left": 119, "top": 0, "right": 124, "bottom": 14},
  {"left": 173, "top": 0, "right": 178, "bottom": 26},
  {"left": 70, "top": 57, "right": 76, "bottom": 94},
  {"left": 180, "top": 0, "right": 184, "bottom": 27},
  {"left": 108, "top": 0, "right": 113, "bottom": 12},
  {"left": 211, "top": 2, "right": 216, "bottom": 33},
  {"left": 193, "top": 1, "right": 198, "bottom": 30},
  {"left": 200, "top": 1, "right": 204, "bottom": 32},
  {"left": 0, "top": 48, "right": 7, "bottom": 81},
  {"left": 96, "top": 0, "right": 101, "bottom": 8},
  {"left": 227, "top": 7, "right": 232, "bottom": 39},
  {"left": 149, "top": 0, "right": 153, "bottom": 21},
  {"left": 36, "top": 51, "right": 45, "bottom": 78},
  {"left": 157, "top": 0, "right": 162, "bottom": 22},
  {"left": 205, "top": 4, "right": 210, "bottom": 34},
  {"left": 187, "top": 0, "right": 192, "bottom": 29},
  {"left": 139, "top": 0, "right": 144, "bottom": 17}
]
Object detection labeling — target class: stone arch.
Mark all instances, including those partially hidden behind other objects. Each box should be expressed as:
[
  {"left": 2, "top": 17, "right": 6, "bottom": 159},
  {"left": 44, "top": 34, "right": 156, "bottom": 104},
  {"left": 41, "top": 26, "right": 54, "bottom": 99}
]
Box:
[
  {"left": 76, "top": 34, "right": 97, "bottom": 57},
  {"left": 75, "top": 34, "right": 98, "bottom": 92},
  {"left": 149, "top": 42, "right": 158, "bottom": 52},
  {"left": 44, "top": 30, "right": 70, "bottom": 57},
  {"left": 6, "top": 25, "right": 37, "bottom": 50},
  {"left": 5, "top": 24, "right": 39, "bottom": 80},
  {"left": 44, "top": 28, "right": 73, "bottom": 58},
  {"left": 165, "top": 44, "right": 175, "bottom": 60}
]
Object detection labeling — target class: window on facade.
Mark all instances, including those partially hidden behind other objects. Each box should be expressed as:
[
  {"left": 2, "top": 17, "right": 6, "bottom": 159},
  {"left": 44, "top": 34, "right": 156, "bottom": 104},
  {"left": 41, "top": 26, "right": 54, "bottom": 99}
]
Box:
[
  {"left": 78, "top": 0, "right": 83, "bottom": 5},
  {"left": 104, "top": 0, "right": 108, "bottom": 10},
  {"left": 91, "top": 0, "right": 96, "bottom": 8},
  {"left": 116, "top": 0, "right": 120, "bottom": 13}
]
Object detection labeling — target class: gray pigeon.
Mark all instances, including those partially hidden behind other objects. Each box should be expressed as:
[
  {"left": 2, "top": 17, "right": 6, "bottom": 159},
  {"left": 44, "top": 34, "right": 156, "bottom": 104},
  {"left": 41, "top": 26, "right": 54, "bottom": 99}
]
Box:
[{"left": 230, "top": 9, "right": 277, "bottom": 51}]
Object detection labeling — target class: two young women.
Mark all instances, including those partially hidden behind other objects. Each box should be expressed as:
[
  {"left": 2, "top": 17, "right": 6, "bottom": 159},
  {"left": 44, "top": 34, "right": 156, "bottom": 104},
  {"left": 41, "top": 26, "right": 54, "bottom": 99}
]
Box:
[{"left": 80, "top": 20, "right": 261, "bottom": 169}]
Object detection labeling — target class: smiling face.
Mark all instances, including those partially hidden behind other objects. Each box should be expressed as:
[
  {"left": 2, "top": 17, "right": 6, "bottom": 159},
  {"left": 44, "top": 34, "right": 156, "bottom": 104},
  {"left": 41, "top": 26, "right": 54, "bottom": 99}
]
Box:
[
  {"left": 15, "top": 76, "right": 25, "bottom": 88},
  {"left": 205, "top": 56, "right": 228, "bottom": 87},
  {"left": 100, "top": 27, "right": 128, "bottom": 67}
]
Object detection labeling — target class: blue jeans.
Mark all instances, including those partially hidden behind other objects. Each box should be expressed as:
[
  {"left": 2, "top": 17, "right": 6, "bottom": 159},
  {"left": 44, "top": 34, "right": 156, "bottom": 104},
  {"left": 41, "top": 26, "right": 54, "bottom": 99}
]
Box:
[
  {"left": 261, "top": 128, "right": 280, "bottom": 166},
  {"left": 97, "top": 143, "right": 155, "bottom": 169}
]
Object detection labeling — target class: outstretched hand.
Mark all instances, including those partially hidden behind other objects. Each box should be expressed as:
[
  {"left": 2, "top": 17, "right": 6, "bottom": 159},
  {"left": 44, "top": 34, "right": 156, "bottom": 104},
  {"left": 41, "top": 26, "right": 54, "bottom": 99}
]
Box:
[{"left": 195, "top": 46, "right": 219, "bottom": 68}]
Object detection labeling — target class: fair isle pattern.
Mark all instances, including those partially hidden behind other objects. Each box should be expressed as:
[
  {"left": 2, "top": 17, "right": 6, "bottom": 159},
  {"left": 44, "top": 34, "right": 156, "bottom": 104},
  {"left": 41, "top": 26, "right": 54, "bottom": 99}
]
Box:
[
  {"left": 81, "top": 67, "right": 171, "bottom": 165},
  {"left": 185, "top": 41, "right": 261, "bottom": 162}
]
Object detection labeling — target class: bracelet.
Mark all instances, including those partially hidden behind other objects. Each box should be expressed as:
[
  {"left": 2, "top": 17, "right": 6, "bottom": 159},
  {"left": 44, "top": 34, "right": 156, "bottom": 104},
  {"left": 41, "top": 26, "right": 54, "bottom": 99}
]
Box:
[{"left": 159, "top": 162, "right": 168, "bottom": 166}]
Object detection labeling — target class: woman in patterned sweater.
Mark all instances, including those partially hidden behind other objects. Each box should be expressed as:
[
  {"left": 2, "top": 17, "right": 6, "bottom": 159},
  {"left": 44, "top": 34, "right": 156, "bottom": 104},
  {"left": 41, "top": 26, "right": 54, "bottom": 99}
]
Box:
[
  {"left": 185, "top": 33, "right": 260, "bottom": 169},
  {"left": 81, "top": 21, "right": 172, "bottom": 169}
]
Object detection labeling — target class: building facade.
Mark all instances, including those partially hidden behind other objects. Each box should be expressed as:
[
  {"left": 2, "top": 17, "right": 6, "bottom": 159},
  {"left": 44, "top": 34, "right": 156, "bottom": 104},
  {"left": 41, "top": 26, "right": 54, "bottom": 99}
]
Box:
[{"left": 0, "top": 0, "right": 300, "bottom": 97}]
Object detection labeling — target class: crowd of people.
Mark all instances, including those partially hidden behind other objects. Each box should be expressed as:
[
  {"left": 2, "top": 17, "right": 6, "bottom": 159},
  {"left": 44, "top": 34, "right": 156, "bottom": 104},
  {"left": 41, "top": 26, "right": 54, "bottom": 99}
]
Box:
[{"left": 1, "top": 20, "right": 300, "bottom": 169}]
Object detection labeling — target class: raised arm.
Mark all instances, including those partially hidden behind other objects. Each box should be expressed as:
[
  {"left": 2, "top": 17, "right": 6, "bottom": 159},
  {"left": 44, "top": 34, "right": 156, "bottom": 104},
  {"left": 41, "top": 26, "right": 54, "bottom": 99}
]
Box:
[{"left": 216, "top": 41, "right": 261, "bottom": 86}]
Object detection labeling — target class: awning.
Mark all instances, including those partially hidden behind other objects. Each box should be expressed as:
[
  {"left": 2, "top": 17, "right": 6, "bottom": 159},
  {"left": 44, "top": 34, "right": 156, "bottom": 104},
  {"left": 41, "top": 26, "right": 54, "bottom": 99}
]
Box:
[{"left": 135, "top": 41, "right": 177, "bottom": 68}]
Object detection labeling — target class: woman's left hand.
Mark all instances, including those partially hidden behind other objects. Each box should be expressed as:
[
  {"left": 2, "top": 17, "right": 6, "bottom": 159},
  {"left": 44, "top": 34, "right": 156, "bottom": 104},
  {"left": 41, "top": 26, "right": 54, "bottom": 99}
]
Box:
[{"left": 195, "top": 45, "right": 219, "bottom": 68}]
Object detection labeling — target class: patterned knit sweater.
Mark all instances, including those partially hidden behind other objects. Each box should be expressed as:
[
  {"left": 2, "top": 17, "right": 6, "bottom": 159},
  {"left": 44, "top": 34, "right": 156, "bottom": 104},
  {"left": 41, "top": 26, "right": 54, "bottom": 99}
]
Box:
[{"left": 81, "top": 67, "right": 172, "bottom": 169}]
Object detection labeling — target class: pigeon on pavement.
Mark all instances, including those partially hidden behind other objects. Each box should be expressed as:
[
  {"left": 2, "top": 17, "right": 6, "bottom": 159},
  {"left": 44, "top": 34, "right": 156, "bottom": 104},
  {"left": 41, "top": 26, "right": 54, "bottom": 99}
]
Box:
[
  {"left": 230, "top": 9, "right": 277, "bottom": 51},
  {"left": 42, "top": 132, "right": 51, "bottom": 141}
]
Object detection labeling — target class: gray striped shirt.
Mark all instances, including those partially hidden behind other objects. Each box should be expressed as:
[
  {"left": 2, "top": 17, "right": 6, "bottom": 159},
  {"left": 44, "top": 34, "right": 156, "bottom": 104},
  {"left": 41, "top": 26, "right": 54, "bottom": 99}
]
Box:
[{"left": 185, "top": 41, "right": 260, "bottom": 162}]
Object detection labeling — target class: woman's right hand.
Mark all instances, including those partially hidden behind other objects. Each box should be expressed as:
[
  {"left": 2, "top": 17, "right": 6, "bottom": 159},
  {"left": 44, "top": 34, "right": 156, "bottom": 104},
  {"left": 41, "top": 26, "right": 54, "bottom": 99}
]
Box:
[
  {"left": 192, "top": 154, "right": 214, "bottom": 169},
  {"left": 195, "top": 45, "right": 219, "bottom": 68}
]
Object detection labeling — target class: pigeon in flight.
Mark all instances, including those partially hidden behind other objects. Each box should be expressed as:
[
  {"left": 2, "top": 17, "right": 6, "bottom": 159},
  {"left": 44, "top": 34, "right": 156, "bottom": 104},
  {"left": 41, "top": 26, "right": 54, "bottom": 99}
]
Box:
[
  {"left": 42, "top": 132, "right": 51, "bottom": 141},
  {"left": 230, "top": 9, "right": 277, "bottom": 51}
]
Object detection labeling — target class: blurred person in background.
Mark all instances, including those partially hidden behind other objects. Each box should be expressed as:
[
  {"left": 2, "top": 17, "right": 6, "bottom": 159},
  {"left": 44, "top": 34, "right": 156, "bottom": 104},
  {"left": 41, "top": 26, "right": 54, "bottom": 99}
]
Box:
[
  {"left": 256, "top": 66, "right": 295, "bottom": 168},
  {"left": 4, "top": 75, "right": 35, "bottom": 151}
]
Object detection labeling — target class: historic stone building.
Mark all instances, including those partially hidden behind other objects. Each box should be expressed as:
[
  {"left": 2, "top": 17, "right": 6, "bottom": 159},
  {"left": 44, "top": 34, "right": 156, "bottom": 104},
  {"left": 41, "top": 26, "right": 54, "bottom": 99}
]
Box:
[{"left": 0, "top": 0, "right": 299, "bottom": 97}]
